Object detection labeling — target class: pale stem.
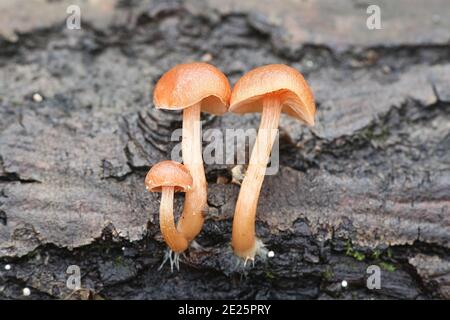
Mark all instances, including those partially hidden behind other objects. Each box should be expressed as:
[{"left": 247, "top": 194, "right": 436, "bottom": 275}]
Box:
[
  {"left": 232, "top": 95, "right": 282, "bottom": 259},
  {"left": 160, "top": 186, "right": 189, "bottom": 253},
  {"left": 178, "top": 103, "right": 207, "bottom": 242}
]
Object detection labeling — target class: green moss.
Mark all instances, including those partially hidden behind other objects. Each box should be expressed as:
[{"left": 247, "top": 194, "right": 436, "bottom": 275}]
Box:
[
  {"left": 265, "top": 270, "right": 276, "bottom": 280},
  {"left": 362, "top": 125, "right": 390, "bottom": 143},
  {"left": 371, "top": 249, "right": 381, "bottom": 260},
  {"left": 345, "top": 241, "right": 366, "bottom": 261},
  {"left": 352, "top": 251, "right": 366, "bottom": 261},
  {"left": 380, "top": 262, "right": 396, "bottom": 272},
  {"left": 387, "top": 248, "right": 393, "bottom": 259},
  {"left": 372, "top": 127, "right": 390, "bottom": 142},
  {"left": 322, "top": 267, "right": 334, "bottom": 281},
  {"left": 114, "top": 255, "right": 123, "bottom": 267}
]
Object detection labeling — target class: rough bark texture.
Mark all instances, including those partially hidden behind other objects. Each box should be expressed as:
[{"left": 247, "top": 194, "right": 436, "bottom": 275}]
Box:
[{"left": 0, "top": 0, "right": 449, "bottom": 299}]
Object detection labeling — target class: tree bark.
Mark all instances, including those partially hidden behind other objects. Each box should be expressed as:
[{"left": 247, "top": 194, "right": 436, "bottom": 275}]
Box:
[{"left": 0, "top": 0, "right": 449, "bottom": 300}]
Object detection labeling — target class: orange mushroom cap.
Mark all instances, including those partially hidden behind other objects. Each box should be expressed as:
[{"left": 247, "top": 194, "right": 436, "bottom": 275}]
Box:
[
  {"left": 145, "top": 160, "right": 193, "bottom": 193},
  {"left": 153, "top": 62, "right": 231, "bottom": 115},
  {"left": 229, "top": 64, "right": 316, "bottom": 125}
]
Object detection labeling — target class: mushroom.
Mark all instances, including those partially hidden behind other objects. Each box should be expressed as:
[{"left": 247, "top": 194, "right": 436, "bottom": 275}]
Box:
[
  {"left": 153, "top": 62, "right": 231, "bottom": 244},
  {"left": 229, "top": 64, "right": 316, "bottom": 261},
  {"left": 145, "top": 160, "right": 193, "bottom": 256}
]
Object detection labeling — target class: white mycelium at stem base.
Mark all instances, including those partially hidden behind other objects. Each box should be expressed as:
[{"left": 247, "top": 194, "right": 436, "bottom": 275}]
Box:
[
  {"left": 146, "top": 160, "right": 193, "bottom": 256},
  {"left": 232, "top": 95, "right": 282, "bottom": 260},
  {"left": 160, "top": 186, "right": 189, "bottom": 253},
  {"left": 152, "top": 62, "right": 231, "bottom": 249},
  {"left": 178, "top": 103, "right": 207, "bottom": 242}
]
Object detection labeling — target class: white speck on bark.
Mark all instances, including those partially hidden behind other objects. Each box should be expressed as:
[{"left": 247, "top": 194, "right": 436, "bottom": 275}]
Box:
[
  {"left": 33, "top": 93, "right": 43, "bottom": 102},
  {"left": 23, "top": 288, "right": 31, "bottom": 296}
]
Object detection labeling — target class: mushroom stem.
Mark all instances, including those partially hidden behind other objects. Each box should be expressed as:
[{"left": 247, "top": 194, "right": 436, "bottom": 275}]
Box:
[
  {"left": 178, "top": 102, "right": 207, "bottom": 242},
  {"left": 160, "top": 186, "right": 189, "bottom": 253},
  {"left": 232, "top": 95, "right": 282, "bottom": 259}
]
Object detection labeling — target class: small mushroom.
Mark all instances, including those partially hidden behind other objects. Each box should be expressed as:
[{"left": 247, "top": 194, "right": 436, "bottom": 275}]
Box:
[
  {"left": 145, "top": 160, "right": 193, "bottom": 253},
  {"left": 229, "top": 64, "right": 316, "bottom": 261},
  {"left": 153, "top": 62, "right": 231, "bottom": 243}
]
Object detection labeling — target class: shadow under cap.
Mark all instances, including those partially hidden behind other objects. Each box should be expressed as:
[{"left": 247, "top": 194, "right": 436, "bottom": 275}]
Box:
[
  {"left": 229, "top": 64, "right": 316, "bottom": 125},
  {"left": 153, "top": 62, "right": 231, "bottom": 115},
  {"left": 145, "top": 160, "right": 193, "bottom": 193}
]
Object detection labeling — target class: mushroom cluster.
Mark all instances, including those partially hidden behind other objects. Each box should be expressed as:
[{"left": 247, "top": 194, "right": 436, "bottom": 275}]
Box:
[
  {"left": 145, "top": 62, "right": 316, "bottom": 270},
  {"left": 153, "top": 62, "right": 231, "bottom": 244}
]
